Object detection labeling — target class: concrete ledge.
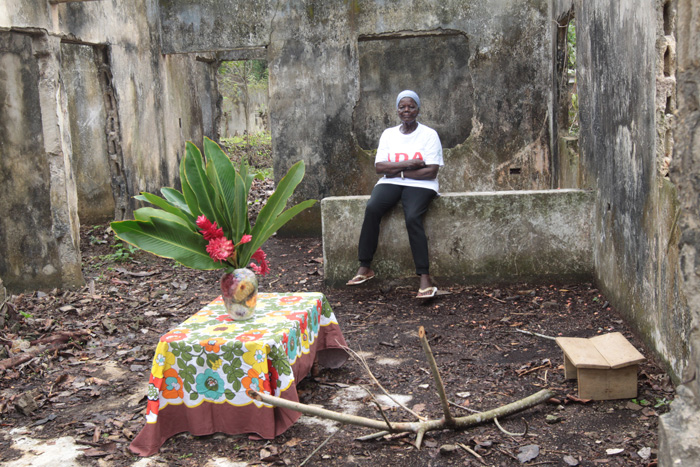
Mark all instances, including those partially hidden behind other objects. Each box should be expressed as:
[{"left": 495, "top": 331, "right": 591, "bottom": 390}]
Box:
[{"left": 321, "top": 189, "right": 594, "bottom": 286}]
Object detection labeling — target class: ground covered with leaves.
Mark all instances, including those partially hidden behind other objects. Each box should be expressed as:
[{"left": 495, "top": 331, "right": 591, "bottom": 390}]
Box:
[{"left": 0, "top": 185, "right": 672, "bottom": 466}]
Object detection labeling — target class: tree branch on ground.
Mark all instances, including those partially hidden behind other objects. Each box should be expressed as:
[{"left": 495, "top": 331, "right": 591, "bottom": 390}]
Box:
[{"left": 250, "top": 326, "right": 554, "bottom": 449}]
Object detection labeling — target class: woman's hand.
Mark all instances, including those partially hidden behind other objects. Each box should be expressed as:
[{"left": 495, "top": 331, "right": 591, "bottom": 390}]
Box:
[{"left": 406, "top": 159, "right": 427, "bottom": 170}]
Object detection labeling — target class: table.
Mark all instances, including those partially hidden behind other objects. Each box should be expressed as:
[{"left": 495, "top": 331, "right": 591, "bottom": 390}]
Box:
[{"left": 129, "top": 292, "right": 348, "bottom": 457}]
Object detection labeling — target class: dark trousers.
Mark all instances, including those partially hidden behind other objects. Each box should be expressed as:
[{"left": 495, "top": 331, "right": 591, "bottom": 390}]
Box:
[{"left": 358, "top": 184, "right": 436, "bottom": 275}]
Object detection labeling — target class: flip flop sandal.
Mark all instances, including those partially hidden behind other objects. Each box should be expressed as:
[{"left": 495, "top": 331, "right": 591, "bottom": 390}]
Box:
[
  {"left": 346, "top": 273, "right": 375, "bottom": 286},
  {"left": 416, "top": 286, "right": 438, "bottom": 299}
]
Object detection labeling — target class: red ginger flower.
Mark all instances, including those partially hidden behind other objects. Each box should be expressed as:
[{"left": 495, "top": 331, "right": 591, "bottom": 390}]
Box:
[
  {"left": 196, "top": 215, "right": 224, "bottom": 240},
  {"left": 206, "top": 237, "right": 234, "bottom": 262},
  {"left": 249, "top": 248, "right": 270, "bottom": 276}
]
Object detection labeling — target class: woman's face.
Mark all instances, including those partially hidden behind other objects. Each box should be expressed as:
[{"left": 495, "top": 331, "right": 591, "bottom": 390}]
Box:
[{"left": 397, "top": 97, "right": 419, "bottom": 125}]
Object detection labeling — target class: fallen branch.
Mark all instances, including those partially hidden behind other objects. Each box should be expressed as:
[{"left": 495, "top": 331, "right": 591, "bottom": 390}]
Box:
[
  {"left": 249, "top": 388, "right": 555, "bottom": 449},
  {"left": 457, "top": 442, "right": 487, "bottom": 465},
  {"left": 299, "top": 427, "right": 342, "bottom": 466},
  {"left": 251, "top": 326, "right": 555, "bottom": 449},
  {"left": 493, "top": 416, "right": 528, "bottom": 436},
  {"left": 418, "top": 326, "right": 455, "bottom": 426},
  {"left": 341, "top": 344, "right": 426, "bottom": 421},
  {"left": 0, "top": 341, "right": 68, "bottom": 371},
  {"left": 514, "top": 328, "right": 556, "bottom": 341},
  {"left": 30, "top": 329, "right": 91, "bottom": 346},
  {"left": 1, "top": 329, "right": 90, "bottom": 371}
]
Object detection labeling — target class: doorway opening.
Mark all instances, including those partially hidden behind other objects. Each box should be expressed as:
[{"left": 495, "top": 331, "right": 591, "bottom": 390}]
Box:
[{"left": 216, "top": 59, "right": 271, "bottom": 176}]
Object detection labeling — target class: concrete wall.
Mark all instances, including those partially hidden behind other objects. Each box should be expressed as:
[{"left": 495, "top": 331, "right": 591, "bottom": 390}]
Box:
[
  {"left": 61, "top": 42, "right": 115, "bottom": 224},
  {"left": 575, "top": 0, "right": 689, "bottom": 379},
  {"left": 0, "top": 0, "right": 219, "bottom": 291},
  {"left": 158, "top": 0, "right": 556, "bottom": 233},
  {"left": 219, "top": 85, "right": 268, "bottom": 137},
  {"left": 659, "top": 0, "right": 700, "bottom": 463},
  {"left": 322, "top": 189, "right": 594, "bottom": 286},
  {"left": 0, "top": 30, "right": 83, "bottom": 291}
]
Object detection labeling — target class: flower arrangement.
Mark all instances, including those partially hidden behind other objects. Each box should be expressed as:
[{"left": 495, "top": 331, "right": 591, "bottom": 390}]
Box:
[{"left": 110, "top": 137, "right": 315, "bottom": 275}]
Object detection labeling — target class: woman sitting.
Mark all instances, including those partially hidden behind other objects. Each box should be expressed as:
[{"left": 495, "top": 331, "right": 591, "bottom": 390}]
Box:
[{"left": 346, "top": 90, "right": 443, "bottom": 299}]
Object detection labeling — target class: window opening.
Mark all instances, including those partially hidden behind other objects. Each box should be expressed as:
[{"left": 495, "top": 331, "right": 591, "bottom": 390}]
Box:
[{"left": 565, "top": 20, "right": 578, "bottom": 137}]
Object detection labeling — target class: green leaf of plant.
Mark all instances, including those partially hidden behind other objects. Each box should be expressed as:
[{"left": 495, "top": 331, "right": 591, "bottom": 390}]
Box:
[
  {"left": 204, "top": 137, "right": 238, "bottom": 237},
  {"left": 110, "top": 218, "right": 226, "bottom": 270},
  {"left": 180, "top": 143, "right": 202, "bottom": 219},
  {"left": 183, "top": 140, "right": 223, "bottom": 227},
  {"left": 249, "top": 161, "right": 307, "bottom": 243},
  {"left": 161, "top": 187, "right": 192, "bottom": 216},
  {"left": 256, "top": 200, "right": 316, "bottom": 245},
  {"left": 135, "top": 192, "right": 196, "bottom": 225},
  {"left": 134, "top": 207, "right": 194, "bottom": 230}
]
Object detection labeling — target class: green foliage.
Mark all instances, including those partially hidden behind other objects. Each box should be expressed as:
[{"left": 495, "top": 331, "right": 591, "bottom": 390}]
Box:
[
  {"left": 567, "top": 21, "right": 576, "bottom": 71},
  {"left": 220, "top": 131, "right": 272, "bottom": 173},
  {"left": 654, "top": 397, "right": 672, "bottom": 408},
  {"left": 217, "top": 60, "right": 268, "bottom": 102},
  {"left": 111, "top": 137, "right": 315, "bottom": 272},
  {"left": 100, "top": 242, "right": 138, "bottom": 263}
]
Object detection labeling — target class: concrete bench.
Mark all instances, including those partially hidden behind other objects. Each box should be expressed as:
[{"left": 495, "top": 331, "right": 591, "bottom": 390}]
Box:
[
  {"left": 321, "top": 189, "right": 594, "bottom": 286},
  {"left": 555, "top": 332, "right": 645, "bottom": 400}
]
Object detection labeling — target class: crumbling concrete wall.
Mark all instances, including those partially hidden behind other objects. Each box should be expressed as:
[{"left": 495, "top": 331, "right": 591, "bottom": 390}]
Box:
[
  {"left": 575, "top": 0, "right": 690, "bottom": 378},
  {"left": 0, "top": 0, "right": 219, "bottom": 291},
  {"left": 0, "top": 30, "right": 83, "bottom": 292},
  {"left": 658, "top": 0, "right": 700, "bottom": 463},
  {"left": 61, "top": 42, "right": 115, "bottom": 224},
  {"left": 159, "top": 0, "right": 555, "bottom": 234}
]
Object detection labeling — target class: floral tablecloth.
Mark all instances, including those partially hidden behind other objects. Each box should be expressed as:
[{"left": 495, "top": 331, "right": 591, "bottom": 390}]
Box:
[{"left": 129, "top": 292, "right": 347, "bottom": 456}]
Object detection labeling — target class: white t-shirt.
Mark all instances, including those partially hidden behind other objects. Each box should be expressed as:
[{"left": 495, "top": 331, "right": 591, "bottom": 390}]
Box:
[{"left": 374, "top": 122, "right": 444, "bottom": 193}]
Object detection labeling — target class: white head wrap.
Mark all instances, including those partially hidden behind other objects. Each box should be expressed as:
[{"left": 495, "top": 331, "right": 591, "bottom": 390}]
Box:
[{"left": 396, "top": 90, "right": 420, "bottom": 109}]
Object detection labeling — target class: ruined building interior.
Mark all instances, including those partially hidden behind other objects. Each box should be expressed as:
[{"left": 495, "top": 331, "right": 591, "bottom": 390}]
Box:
[{"left": 1, "top": 0, "right": 699, "bottom": 463}]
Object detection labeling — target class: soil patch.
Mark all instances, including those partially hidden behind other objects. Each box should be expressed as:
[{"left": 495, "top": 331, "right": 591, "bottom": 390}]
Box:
[{"left": 1, "top": 220, "right": 672, "bottom": 466}]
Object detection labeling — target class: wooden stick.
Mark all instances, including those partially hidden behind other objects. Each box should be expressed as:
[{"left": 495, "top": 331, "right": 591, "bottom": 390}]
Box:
[
  {"left": 457, "top": 442, "right": 487, "bottom": 464},
  {"left": 0, "top": 342, "right": 67, "bottom": 371},
  {"left": 361, "top": 384, "right": 394, "bottom": 431},
  {"left": 341, "top": 345, "right": 426, "bottom": 421},
  {"left": 418, "top": 326, "right": 455, "bottom": 426},
  {"left": 514, "top": 328, "right": 556, "bottom": 341},
  {"left": 493, "top": 416, "right": 528, "bottom": 436},
  {"left": 30, "top": 329, "right": 90, "bottom": 346},
  {"left": 355, "top": 430, "right": 389, "bottom": 441},
  {"left": 299, "top": 427, "right": 342, "bottom": 466},
  {"left": 249, "top": 388, "right": 555, "bottom": 444}
]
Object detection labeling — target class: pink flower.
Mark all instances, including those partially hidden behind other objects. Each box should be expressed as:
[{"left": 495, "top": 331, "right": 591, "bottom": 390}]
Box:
[
  {"left": 196, "top": 215, "right": 213, "bottom": 230},
  {"left": 239, "top": 234, "right": 252, "bottom": 244},
  {"left": 249, "top": 248, "right": 270, "bottom": 276},
  {"left": 206, "top": 237, "right": 234, "bottom": 262},
  {"left": 196, "top": 215, "right": 224, "bottom": 240}
]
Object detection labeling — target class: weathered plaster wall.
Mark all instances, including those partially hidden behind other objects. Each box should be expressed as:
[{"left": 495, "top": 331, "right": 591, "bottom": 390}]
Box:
[
  {"left": 0, "top": 0, "right": 219, "bottom": 291},
  {"left": 159, "top": 0, "right": 555, "bottom": 233},
  {"left": 0, "top": 31, "right": 82, "bottom": 292},
  {"left": 575, "top": 0, "right": 689, "bottom": 378},
  {"left": 658, "top": 0, "right": 700, "bottom": 463},
  {"left": 61, "top": 42, "right": 115, "bottom": 224}
]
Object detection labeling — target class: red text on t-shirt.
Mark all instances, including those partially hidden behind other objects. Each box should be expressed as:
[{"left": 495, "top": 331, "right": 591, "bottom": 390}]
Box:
[{"left": 386, "top": 152, "right": 424, "bottom": 162}]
